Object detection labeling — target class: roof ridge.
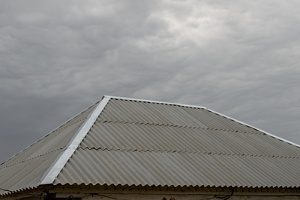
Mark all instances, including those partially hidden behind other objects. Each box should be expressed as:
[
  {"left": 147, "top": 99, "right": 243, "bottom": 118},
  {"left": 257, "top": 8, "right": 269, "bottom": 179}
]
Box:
[{"left": 40, "top": 96, "right": 111, "bottom": 185}]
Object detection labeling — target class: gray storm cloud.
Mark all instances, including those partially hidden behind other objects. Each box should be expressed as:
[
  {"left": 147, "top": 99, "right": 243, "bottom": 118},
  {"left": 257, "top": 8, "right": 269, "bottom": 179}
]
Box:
[{"left": 0, "top": 0, "right": 300, "bottom": 162}]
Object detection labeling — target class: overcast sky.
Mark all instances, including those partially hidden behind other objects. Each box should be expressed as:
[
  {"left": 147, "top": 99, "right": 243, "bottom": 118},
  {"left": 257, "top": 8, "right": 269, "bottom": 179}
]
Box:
[{"left": 0, "top": 0, "right": 300, "bottom": 163}]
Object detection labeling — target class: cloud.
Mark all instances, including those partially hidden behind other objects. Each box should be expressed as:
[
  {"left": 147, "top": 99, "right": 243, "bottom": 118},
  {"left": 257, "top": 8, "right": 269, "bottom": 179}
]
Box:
[{"left": 0, "top": 0, "right": 300, "bottom": 162}]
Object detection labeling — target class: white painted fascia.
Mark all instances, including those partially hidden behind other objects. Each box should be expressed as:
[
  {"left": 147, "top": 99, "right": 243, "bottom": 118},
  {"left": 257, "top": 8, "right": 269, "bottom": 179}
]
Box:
[{"left": 40, "top": 96, "right": 111, "bottom": 185}]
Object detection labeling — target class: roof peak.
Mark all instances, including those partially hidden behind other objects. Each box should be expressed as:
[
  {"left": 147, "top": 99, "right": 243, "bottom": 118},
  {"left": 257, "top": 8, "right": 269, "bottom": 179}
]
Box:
[
  {"left": 1, "top": 95, "right": 300, "bottom": 195},
  {"left": 39, "top": 95, "right": 208, "bottom": 186}
]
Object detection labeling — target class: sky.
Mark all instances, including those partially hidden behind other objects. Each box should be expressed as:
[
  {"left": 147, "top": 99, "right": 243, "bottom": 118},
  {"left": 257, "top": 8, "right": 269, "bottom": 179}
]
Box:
[{"left": 0, "top": 0, "right": 300, "bottom": 163}]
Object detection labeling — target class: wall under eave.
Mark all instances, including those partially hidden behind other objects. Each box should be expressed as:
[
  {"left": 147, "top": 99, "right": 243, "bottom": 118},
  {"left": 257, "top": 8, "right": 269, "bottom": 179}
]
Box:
[
  {"left": 49, "top": 188, "right": 300, "bottom": 200},
  {"left": 11, "top": 193, "right": 300, "bottom": 200},
  {"left": 5, "top": 187, "right": 300, "bottom": 200},
  {"left": 81, "top": 193, "right": 300, "bottom": 200}
]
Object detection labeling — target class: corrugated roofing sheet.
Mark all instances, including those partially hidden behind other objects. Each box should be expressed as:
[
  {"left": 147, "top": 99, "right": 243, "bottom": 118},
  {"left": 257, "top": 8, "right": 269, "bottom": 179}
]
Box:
[
  {"left": 55, "top": 149, "right": 300, "bottom": 188},
  {"left": 80, "top": 121, "right": 300, "bottom": 157},
  {"left": 53, "top": 97, "right": 300, "bottom": 188},
  {"left": 0, "top": 103, "right": 96, "bottom": 195},
  {"left": 0, "top": 150, "right": 62, "bottom": 195},
  {"left": 101, "top": 99, "right": 208, "bottom": 129},
  {"left": 1, "top": 104, "right": 96, "bottom": 168},
  {"left": 1, "top": 96, "right": 300, "bottom": 195}
]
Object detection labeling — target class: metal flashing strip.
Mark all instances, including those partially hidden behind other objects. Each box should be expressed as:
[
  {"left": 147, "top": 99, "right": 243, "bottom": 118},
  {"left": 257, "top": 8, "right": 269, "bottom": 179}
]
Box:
[
  {"left": 204, "top": 107, "right": 300, "bottom": 148},
  {"left": 105, "top": 95, "right": 207, "bottom": 109},
  {"left": 40, "top": 96, "right": 111, "bottom": 185}
]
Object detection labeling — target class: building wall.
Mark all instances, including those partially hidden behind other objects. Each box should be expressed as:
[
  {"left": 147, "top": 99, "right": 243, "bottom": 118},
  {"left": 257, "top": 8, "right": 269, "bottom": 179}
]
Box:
[
  {"left": 7, "top": 192, "right": 300, "bottom": 200},
  {"left": 8, "top": 188, "right": 300, "bottom": 200},
  {"left": 81, "top": 193, "right": 300, "bottom": 200}
]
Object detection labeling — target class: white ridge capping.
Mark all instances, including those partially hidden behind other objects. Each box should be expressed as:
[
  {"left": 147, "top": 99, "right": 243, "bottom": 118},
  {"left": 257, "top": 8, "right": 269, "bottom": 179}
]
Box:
[
  {"left": 40, "top": 96, "right": 111, "bottom": 185},
  {"left": 204, "top": 107, "right": 300, "bottom": 148}
]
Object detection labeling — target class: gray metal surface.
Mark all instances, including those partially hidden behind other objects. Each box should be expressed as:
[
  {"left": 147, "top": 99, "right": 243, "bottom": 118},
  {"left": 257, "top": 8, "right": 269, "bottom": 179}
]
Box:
[
  {"left": 1, "top": 103, "right": 96, "bottom": 168},
  {"left": 81, "top": 122, "right": 300, "bottom": 157},
  {"left": 0, "top": 150, "right": 62, "bottom": 195},
  {"left": 55, "top": 98, "right": 300, "bottom": 188},
  {"left": 100, "top": 98, "right": 208, "bottom": 129},
  {"left": 0, "top": 103, "right": 96, "bottom": 194},
  {"left": 55, "top": 148, "right": 300, "bottom": 188},
  {"left": 1, "top": 96, "right": 300, "bottom": 195},
  {"left": 41, "top": 97, "right": 109, "bottom": 185}
]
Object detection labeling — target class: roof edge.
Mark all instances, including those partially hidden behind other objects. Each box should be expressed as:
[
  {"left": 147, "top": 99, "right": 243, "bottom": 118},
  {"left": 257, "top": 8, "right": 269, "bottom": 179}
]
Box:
[
  {"left": 40, "top": 96, "right": 111, "bottom": 185},
  {"left": 205, "top": 107, "right": 300, "bottom": 148},
  {"left": 105, "top": 95, "right": 206, "bottom": 109}
]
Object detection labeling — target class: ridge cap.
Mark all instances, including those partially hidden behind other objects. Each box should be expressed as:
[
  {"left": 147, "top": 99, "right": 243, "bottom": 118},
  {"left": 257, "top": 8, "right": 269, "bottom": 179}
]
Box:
[{"left": 40, "top": 96, "right": 111, "bottom": 185}]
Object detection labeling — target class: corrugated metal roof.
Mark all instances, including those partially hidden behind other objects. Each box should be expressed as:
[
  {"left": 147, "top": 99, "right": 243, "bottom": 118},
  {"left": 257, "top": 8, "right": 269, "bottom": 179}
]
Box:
[
  {"left": 80, "top": 121, "right": 300, "bottom": 157},
  {"left": 100, "top": 99, "right": 208, "bottom": 129},
  {"left": 0, "top": 150, "right": 62, "bottom": 195},
  {"left": 55, "top": 149, "right": 300, "bottom": 188},
  {"left": 1, "top": 104, "right": 96, "bottom": 168},
  {"left": 0, "top": 103, "right": 96, "bottom": 195},
  {"left": 1, "top": 96, "right": 300, "bottom": 195}
]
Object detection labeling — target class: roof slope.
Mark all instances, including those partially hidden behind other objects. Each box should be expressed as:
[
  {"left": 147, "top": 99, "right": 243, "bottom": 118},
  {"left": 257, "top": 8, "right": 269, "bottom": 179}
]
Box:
[
  {"left": 0, "top": 102, "right": 97, "bottom": 194},
  {"left": 1, "top": 96, "right": 300, "bottom": 195}
]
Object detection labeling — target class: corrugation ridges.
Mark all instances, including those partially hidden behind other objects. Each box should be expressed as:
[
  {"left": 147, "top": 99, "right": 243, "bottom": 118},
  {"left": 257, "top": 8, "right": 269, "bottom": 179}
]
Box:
[
  {"left": 81, "top": 121, "right": 300, "bottom": 157},
  {"left": 54, "top": 149, "right": 300, "bottom": 188},
  {"left": 54, "top": 98, "right": 300, "bottom": 188},
  {"left": 0, "top": 150, "right": 63, "bottom": 195},
  {"left": 100, "top": 98, "right": 260, "bottom": 134},
  {"left": 1, "top": 104, "right": 96, "bottom": 168},
  {"left": 100, "top": 99, "right": 208, "bottom": 129},
  {"left": 0, "top": 103, "right": 97, "bottom": 195},
  {"left": 2, "top": 96, "right": 300, "bottom": 195}
]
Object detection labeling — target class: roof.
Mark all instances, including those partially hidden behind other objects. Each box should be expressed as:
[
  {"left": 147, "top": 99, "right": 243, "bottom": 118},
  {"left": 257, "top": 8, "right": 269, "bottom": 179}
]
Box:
[{"left": 1, "top": 95, "right": 300, "bottom": 195}]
